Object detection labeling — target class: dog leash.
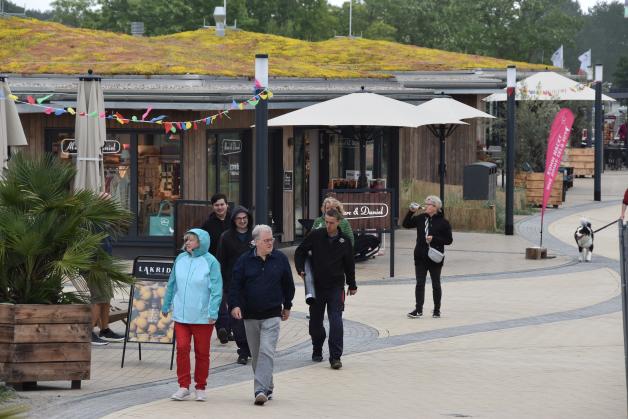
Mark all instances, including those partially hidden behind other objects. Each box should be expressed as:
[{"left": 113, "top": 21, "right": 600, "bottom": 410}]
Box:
[{"left": 593, "top": 219, "right": 620, "bottom": 234}]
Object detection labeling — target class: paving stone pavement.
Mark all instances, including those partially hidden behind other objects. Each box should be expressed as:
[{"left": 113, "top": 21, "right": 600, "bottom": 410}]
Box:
[{"left": 8, "top": 172, "right": 628, "bottom": 418}]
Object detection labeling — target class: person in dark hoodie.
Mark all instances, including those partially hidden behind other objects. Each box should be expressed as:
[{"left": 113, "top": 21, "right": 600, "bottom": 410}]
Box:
[
  {"left": 402, "top": 195, "right": 453, "bottom": 319},
  {"left": 216, "top": 206, "right": 253, "bottom": 364},
  {"left": 230, "top": 224, "right": 295, "bottom": 405},
  {"left": 294, "top": 208, "right": 357, "bottom": 370}
]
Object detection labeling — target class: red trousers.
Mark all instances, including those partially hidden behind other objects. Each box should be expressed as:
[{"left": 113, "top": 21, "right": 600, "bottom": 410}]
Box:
[{"left": 174, "top": 322, "right": 214, "bottom": 390}]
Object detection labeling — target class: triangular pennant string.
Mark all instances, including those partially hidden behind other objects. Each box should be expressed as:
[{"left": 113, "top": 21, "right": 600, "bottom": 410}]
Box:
[{"left": 10, "top": 88, "right": 273, "bottom": 130}]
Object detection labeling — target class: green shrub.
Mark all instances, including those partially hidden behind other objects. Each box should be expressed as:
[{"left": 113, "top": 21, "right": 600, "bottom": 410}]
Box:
[{"left": 0, "top": 153, "right": 133, "bottom": 304}]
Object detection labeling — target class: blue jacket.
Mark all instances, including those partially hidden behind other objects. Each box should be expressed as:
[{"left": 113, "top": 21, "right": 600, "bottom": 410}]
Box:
[
  {"left": 162, "top": 228, "right": 223, "bottom": 324},
  {"left": 229, "top": 248, "right": 295, "bottom": 320}
]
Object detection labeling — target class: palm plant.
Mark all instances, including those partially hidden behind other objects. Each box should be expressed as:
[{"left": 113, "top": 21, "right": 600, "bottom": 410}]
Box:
[{"left": 0, "top": 153, "right": 133, "bottom": 304}]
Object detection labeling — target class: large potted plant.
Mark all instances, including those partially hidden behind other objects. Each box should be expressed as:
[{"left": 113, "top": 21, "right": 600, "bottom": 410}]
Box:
[{"left": 0, "top": 153, "right": 133, "bottom": 389}]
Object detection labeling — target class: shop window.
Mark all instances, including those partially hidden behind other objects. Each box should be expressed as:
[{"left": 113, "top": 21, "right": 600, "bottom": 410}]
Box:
[
  {"left": 207, "top": 131, "right": 243, "bottom": 203},
  {"left": 137, "top": 133, "right": 181, "bottom": 237},
  {"left": 103, "top": 133, "right": 131, "bottom": 212},
  {"left": 327, "top": 128, "right": 390, "bottom": 189}
]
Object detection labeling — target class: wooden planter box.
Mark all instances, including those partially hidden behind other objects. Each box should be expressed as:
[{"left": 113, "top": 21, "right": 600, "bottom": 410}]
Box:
[
  {"left": 0, "top": 304, "right": 91, "bottom": 390},
  {"left": 515, "top": 172, "right": 563, "bottom": 207},
  {"left": 562, "top": 147, "right": 594, "bottom": 177}
]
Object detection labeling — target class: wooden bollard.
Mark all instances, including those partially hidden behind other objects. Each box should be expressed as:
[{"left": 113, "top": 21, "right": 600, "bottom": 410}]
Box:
[{"left": 525, "top": 247, "right": 547, "bottom": 259}]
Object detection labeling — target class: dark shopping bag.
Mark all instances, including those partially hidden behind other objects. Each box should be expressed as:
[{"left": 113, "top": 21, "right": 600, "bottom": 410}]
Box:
[{"left": 149, "top": 201, "right": 174, "bottom": 236}]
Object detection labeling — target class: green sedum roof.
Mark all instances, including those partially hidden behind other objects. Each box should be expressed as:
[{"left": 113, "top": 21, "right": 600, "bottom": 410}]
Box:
[{"left": 0, "top": 17, "right": 550, "bottom": 78}]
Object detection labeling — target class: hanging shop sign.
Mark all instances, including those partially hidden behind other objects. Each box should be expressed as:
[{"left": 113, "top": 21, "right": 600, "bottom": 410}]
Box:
[
  {"left": 222, "top": 139, "right": 242, "bottom": 155},
  {"left": 61, "top": 138, "right": 121, "bottom": 155},
  {"left": 326, "top": 190, "right": 392, "bottom": 230}
]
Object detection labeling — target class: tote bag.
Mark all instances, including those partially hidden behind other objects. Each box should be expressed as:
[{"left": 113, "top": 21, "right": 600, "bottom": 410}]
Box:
[{"left": 149, "top": 201, "right": 174, "bottom": 236}]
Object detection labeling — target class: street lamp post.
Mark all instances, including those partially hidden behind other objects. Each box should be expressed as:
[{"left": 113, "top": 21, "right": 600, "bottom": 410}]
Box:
[
  {"left": 505, "top": 65, "right": 516, "bottom": 236},
  {"left": 255, "top": 54, "right": 269, "bottom": 225},
  {"left": 594, "top": 64, "right": 603, "bottom": 202}
]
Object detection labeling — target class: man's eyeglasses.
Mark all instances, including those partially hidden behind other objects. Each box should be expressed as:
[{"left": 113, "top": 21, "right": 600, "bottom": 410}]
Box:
[
  {"left": 235, "top": 216, "right": 248, "bottom": 221},
  {"left": 259, "top": 238, "right": 275, "bottom": 244}
]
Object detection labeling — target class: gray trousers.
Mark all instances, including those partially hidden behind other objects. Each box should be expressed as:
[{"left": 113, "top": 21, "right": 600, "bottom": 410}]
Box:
[{"left": 244, "top": 317, "right": 280, "bottom": 395}]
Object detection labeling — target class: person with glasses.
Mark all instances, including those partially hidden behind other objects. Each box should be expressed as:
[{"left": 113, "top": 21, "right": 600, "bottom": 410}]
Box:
[
  {"left": 216, "top": 206, "right": 254, "bottom": 365},
  {"left": 294, "top": 208, "right": 357, "bottom": 370},
  {"left": 229, "top": 224, "right": 295, "bottom": 406},
  {"left": 162, "top": 229, "right": 223, "bottom": 402},
  {"left": 403, "top": 195, "right": 453, "bottom": 319}
]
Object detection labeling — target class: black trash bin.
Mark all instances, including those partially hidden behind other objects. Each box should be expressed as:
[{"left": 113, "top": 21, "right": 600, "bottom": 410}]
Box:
[{"left": 463, "top": 162, "right": 497, "bottom": 201}]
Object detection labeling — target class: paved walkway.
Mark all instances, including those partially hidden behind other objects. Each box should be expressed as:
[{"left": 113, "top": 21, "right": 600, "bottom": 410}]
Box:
[{"left": 11, "top": 171, "right": 628, "bottom": 419}]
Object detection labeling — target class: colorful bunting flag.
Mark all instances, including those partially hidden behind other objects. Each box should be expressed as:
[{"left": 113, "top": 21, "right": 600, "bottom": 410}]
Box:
[
  {"left": 142, "top": 107, "right": 152, "bottom": 121},
  {"left": 7, "top": 89, "right": 273, "bottom": 133},
  {"left": 36, "top": 94, "right": 54, "bottom": 104}
]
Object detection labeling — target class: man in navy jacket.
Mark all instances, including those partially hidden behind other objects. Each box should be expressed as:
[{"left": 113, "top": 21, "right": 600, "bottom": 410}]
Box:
[
  {"left": 294, "top": 208, "right": 357, "bottom": 370},
  {"left": 230, "top": 224, "right": 295, "bottom": 405}
]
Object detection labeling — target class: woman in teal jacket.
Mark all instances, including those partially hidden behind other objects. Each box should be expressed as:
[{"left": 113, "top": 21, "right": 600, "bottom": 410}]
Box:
[{"left": 162, "top": 228, "right": 222, "bottom": 402}]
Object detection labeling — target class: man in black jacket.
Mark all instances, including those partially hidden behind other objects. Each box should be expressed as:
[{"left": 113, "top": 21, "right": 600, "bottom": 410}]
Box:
[
  {"left": 230, "top": 224, "right": 295, "bottom": 405},
  {"left": 217, "top": 206, "right": 253, "bottom": 364},
  {"left": 294, "top": 208, "right": 357, "bottom": 370},
  {"left": 201, "top": 193, "right": 231, "bottom": 257}
]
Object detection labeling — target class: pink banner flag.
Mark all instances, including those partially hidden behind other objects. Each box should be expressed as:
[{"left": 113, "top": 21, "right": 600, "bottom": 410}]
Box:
[{"left": 542, "top": 108, "right": 575, "bottom": 218}]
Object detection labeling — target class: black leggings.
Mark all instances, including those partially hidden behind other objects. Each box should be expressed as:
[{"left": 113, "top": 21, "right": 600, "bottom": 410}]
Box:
[{"left": 414, "top": 261, "right": 443, "bottom": 312}]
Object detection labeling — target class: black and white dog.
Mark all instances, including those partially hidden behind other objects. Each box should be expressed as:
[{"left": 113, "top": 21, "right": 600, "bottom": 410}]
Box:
[{"left": 574, "top": 217, "right": 594, "bottom": 262}]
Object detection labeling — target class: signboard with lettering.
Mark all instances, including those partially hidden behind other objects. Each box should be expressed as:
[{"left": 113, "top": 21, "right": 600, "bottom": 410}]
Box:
[
  {"left": 61, "top": 138, "right": 121, "bottom": 155},
  {"left": 283, "top": 170, "right": 293, "bottom": 191},
  {"left": 326, "top": 190, "right": 392, "bottom": 231},
  {"left": 125, "top": 257, "right": 175, "bottom": 345},
  {"left": 222, "top": 139, "right": 242, "bottom": 155}
]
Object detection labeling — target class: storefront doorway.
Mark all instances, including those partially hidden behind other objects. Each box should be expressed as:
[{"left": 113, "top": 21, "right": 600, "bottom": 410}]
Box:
[{"left": 292, "top": 127, "right": 399, "bottom": 239}]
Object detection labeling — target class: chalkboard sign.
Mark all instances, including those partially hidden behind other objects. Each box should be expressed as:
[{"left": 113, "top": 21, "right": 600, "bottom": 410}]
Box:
[{"left": 122, "top": 256, "right": 176, "bottom": 369}]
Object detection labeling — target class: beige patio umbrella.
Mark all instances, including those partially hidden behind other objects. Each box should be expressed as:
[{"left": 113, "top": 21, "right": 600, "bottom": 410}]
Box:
[
  {"left": 73, "top": 74, "right": 106, "bottom": 192},
  {"left": 483, "top": 71, "right": 615, "bottom": 102},
  {"left": 415, "top": 97, "right": 494, "bottom": 207},
  {"left": 268, "top": 91, "right": 466, "bottom": 187},
  {"left": 0, "top": 77, "right": 28, "bottom": 171}
]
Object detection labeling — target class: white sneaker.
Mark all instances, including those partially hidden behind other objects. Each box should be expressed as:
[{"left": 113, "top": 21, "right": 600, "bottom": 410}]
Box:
[
  {"left": 195, "top": 389, "right": 207, "bottom": 401},
  {"left": 171, "top": 387, "right": 191, "bottom": 401},
  {"left": 254, "top": 392, "right": 268, "bottom": 405}
]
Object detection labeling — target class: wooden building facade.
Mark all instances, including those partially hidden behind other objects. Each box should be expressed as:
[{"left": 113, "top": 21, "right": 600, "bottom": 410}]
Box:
[{"left": 8, "top": 74, "right": 496, "bottom": 254}]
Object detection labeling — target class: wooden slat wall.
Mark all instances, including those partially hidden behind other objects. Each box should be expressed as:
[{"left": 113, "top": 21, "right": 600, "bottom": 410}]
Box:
[{"left": 400, "top": 125, "right": 477, "bottom": 185}]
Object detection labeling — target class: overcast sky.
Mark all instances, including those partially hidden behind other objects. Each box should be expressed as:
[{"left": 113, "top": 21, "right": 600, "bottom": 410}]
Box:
[{"left": 14, "top": 0, "right": 622, "bottom": 15}]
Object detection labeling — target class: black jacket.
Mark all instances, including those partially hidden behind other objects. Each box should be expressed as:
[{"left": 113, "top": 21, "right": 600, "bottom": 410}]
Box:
[
  {"left": 229, "top": 248, "right": 295, "bottom": 320},
  {"left": 294, "top": 228, "right": 356, "bottom": 290},
  {"left": 402, "top": 210, "right": 453, "bottom": 264},
  {"left": 216, "top": 206, "right": 253, "bottom": 292},
  {"left": 201, "top": 210, "right": 232, "bottom": 256}
]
